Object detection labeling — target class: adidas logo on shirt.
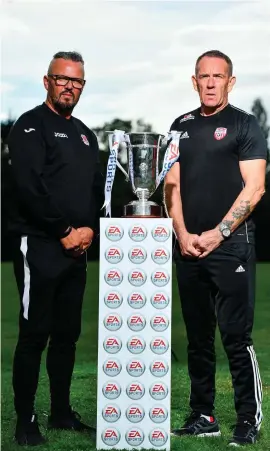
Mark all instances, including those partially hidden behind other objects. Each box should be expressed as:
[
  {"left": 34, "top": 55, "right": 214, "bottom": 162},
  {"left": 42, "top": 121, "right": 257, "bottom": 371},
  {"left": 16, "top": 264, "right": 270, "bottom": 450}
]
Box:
[
  {"left": 235, "top": 265, "right": 245, "bottom": 273},
  {"left": 180, "top": 131, "right": 189, "bottom": 139}
]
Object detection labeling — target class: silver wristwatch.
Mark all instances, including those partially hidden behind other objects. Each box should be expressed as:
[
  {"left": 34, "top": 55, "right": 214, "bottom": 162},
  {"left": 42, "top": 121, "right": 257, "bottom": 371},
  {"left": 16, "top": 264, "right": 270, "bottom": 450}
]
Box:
[{"left": 219, "top": 222, "right": 231, "bottom": 239}]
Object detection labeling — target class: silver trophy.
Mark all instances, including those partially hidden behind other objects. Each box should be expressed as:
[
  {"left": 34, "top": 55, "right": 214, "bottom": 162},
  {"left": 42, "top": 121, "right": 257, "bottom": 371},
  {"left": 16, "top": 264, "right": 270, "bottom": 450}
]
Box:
[{"left": 103, "top": 130, "right": 181, "bottom": 217}]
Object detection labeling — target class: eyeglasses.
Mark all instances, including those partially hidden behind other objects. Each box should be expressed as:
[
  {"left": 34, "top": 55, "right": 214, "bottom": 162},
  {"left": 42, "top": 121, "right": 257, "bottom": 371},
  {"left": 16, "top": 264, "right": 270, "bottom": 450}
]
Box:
[{"left": 48, "top": 74, "right": 86, "bottom": 89}]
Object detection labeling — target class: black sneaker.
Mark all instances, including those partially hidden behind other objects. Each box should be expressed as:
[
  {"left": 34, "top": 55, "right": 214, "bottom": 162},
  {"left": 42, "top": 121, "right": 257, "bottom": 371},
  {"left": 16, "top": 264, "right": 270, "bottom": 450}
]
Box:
[
  {"left": 48, "top": 408, "right": 95, "bottom": 433},
  {"left": 171, "top": 411, "right": 221, "bottom": 437},
  {"left": 15, "top": 414, "right": 46, "bottom": 446},
  {"left": 229, "top": 421, "right": 259, "bottom": 446}
]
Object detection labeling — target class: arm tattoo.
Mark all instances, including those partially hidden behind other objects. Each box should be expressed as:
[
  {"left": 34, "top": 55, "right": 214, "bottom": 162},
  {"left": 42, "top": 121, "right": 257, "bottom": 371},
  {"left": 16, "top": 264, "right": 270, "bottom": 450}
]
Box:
[
  {"left": 231, "top": 200, "right": 251, "bottom": 220},
  {"left": 223, "top": 220, "right": 234, "bottom": 230}
]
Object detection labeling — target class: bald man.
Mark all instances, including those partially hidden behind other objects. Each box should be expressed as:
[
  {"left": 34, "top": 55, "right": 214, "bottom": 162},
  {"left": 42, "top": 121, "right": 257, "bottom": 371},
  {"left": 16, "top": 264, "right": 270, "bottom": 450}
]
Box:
[{"left": 8, "top": 51, "right": 103, "bottom": 445}]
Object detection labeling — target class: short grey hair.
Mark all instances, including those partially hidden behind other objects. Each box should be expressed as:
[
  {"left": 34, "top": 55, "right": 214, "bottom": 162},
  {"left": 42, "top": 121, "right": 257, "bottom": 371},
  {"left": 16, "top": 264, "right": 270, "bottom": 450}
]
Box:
[
  {"left": 195, "top": 50, "right": 233, "bottom": 76},
  {"left": 52, "top": 51, "right": 84, "bottom": 65}
]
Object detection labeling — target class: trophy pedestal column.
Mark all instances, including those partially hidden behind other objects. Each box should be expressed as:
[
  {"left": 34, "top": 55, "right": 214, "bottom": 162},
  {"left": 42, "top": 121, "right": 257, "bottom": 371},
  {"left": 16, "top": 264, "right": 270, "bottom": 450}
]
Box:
[
  {"left": 97, "top": 217, "right": 172, "bottom": 451},
  {"left": 123, "top": 200, "right": 163, "bottom": 218}
]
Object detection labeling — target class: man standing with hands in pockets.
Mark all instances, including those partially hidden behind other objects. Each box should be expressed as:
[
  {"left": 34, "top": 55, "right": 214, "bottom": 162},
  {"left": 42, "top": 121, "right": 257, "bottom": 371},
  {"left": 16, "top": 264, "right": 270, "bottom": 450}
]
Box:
[
  {"left": 164, "top": 50, "right": 267, "bottom": 446},
  {"left": 8, "top": 51, "right": 103, "bottom": 445}
]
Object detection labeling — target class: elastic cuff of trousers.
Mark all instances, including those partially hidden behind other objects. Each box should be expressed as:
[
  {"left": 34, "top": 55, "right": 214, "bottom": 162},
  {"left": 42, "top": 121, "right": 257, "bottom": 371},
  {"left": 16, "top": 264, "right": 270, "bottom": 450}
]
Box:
[
  {"left": 50, "top": 404, "right": 71, "bottom": 419},
  {"left": 15, "top": 407, "right": 35, "bottom": 422},
  {"left": 237, "top": 415, "right": 257, "bottom": 426},
  {"left": 192, "top": 408, "right": 215, "bottom": 416}
]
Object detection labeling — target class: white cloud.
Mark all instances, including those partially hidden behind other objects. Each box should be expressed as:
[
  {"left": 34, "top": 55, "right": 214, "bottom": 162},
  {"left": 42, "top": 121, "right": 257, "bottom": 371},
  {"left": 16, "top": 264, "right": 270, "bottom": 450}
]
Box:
[
  {"left": 0, "top": 82, "right": 16, "bottom": 94},
  {"left": 0, "top": 113, "right": 9, "bottom": 121},
  {"left": 0, "top": 12, "right": 30, "bottom": 35},
  {"left": 1, "top": 0, "right": 270, "bottom": 133}
]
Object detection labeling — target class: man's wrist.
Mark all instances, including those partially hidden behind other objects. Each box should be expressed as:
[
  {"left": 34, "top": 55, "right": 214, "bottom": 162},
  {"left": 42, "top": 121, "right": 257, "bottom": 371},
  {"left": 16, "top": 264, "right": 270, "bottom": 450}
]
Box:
[
  {"left": 215, "top": 226, "right": 224, "bottom": 241},
  {"left": 177, "top": 231, "right": 189, "bottom": 243},
  {"left": 60, "top": 225, "right": 72, "bottom": 239},
  {"left": 217, "top": 221, "right": 231, "bottom": 240},
  {"left": 176, "top": 229, "right": 188, "bottom": 241}
]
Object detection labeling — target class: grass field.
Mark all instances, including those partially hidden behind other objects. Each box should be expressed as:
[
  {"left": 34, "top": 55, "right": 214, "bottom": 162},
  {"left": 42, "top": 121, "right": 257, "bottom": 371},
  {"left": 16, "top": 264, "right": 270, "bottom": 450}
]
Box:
[{"left": 1, "top": 262, "right": 270, "bottom": 451}]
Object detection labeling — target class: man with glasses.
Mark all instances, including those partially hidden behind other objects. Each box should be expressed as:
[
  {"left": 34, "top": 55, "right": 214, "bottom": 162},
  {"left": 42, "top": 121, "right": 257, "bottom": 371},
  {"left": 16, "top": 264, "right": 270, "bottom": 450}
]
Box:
[{"left": 8, "top": 51, "right": 103, "bottom": 445}]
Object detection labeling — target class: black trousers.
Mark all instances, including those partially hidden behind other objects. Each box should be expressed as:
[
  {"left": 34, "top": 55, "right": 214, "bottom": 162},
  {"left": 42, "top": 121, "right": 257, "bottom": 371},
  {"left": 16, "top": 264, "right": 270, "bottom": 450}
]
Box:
[
  {"left": 12, "top": 235, "right": 87, "bottom": 419},
  {"left": 175, "top": 241, "right": 263, "bottom": 426}
]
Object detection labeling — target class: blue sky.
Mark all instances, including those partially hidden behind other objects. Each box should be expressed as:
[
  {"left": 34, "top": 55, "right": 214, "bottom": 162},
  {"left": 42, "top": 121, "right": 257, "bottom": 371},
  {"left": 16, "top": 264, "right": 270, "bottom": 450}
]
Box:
[{"left": 1, "top": 0, "right": 269, "bottom": 134}]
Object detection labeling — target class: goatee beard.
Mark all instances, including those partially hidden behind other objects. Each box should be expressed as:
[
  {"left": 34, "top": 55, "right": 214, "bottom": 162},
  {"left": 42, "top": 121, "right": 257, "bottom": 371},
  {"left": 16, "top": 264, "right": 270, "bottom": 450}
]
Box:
[{"left": 53, "top": 99, "right": 76, "bottom": 115}]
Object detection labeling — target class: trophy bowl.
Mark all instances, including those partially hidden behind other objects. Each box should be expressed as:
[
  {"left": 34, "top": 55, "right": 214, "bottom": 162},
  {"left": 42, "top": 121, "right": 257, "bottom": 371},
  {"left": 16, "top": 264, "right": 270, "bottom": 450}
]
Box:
[
  {"left": 103, "top": 129, "right": 181, "bottom": 218},
  {"left": 125, "top": 132, "right": 165, "bottom": 217}
]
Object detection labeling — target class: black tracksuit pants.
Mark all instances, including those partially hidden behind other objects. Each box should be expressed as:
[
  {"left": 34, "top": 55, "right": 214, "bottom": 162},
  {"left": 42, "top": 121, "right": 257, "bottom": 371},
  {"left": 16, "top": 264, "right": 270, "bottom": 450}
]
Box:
[
  {"left": 12, "top": 235, "right": 87, "bottom": 419},
  {"left": 175, "top": 241, "right": 263, "bottom": 426}
]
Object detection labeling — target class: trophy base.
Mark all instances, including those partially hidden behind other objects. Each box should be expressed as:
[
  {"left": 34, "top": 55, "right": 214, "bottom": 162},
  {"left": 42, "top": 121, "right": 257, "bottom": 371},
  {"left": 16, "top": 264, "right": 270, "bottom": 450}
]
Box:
[{"left": 123, "top": 200, "right": 163, "bottom": 218}]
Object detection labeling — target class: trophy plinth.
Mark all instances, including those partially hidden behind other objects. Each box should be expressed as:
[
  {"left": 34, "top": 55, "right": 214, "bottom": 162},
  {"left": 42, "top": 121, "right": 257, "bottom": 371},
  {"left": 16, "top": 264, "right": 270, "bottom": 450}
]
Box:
[{"left": 123, "top": 188, "right": 163, "bottom": 217}]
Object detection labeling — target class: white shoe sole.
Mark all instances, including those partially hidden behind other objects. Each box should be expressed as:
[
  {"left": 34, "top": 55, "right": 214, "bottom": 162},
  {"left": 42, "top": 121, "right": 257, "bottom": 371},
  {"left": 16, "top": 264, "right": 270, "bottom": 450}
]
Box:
[
  {"left": 171, "top": 430, "right": 221, "bottom": 437},
  {"left": 197, "top": 431, "right": 221, "bottom": 437}
]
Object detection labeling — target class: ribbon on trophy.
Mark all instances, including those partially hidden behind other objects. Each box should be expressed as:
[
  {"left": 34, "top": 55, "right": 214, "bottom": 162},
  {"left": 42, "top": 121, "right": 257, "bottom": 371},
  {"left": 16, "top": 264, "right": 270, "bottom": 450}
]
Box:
[
  {"left": 103, "top": 129, "right": 129, "bottom": 217},
  {"left": 156, "top": 130, "right": 181, "bottom": 187},
  {"left": 127, "top": 134, "right": 135, "bottom": 194}
]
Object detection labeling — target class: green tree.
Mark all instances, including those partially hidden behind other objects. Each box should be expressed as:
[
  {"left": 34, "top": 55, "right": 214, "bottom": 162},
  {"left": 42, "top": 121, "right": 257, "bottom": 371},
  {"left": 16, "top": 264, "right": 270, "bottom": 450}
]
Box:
[
  {"left": 93, "top": 119, "right": 132, "bottom": 151},
  {"left": 136, "top": 118, "right": 153, "bottom": 133},
  {"left": 93, "top": 118, "right": 153, "bottom": 150},
  {"left": 1, "top": 117, "right": 15, "bottom": 157}
]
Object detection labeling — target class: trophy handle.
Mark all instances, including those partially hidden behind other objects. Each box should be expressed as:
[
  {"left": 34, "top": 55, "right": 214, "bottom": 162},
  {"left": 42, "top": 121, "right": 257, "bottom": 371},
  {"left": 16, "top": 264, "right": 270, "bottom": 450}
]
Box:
[
  {"left": 156, "top": 131, "right": 180, "bottom": 188},
  {"left": 156, "top": 135, "right": 163, "bottom": 182},
  {"left": 156, "top": 134, "right": 170, "bottom": 187},
  {"left": 116, "top": 160, "right": 129, "bottom": 181},
  {"left": 108, "top": 131, "right": 129, "bottom": 181}
]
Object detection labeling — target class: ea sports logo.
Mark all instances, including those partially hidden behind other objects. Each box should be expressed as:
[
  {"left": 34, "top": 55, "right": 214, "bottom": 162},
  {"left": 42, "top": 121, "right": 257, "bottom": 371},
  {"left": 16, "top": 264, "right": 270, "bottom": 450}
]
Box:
[
  {"left": 150, "top": 359, "right": 169, "bottom": 377},
  {"left": 149, "top": 406, "right": 168, "bottom": 423},
  {"left": 150, "top": 314, "right": 169, "bottom": 332},
  {"left": 102, "top": 404, "right": 121, "bottom": 422},
  {"left": 151, "top": 247, "right": 170, "bottom": 264},
  {"left": 105, "top": 225, "right": 124, "bottom": 241},
  {"left": 151, "top": 269, "right": 170, "bottom": 287},
  {"left": 126, "top": 404, "right": 145, "bottom": 423},
  {"left": 128, "top": 246, "right": 147, "bottom": 264},
  {"left": 149, "top": 428, "right": 168, "bottom": 447},
  {"left": 103, "top": 313, "right": 122, "bottom": 331},
  {"left": 127, "top": 313, "right": 146, "bottom": 332},
  {"left": 151, "top": 225, "right": 170, "bottom": 242},
  {"left": 151, "top": 292, "right": 170, "bottom": 309},
  {"left": 150, "top": 337, "right": 169, "bottom": 355},
  {"left": 149, "top": 382, "right": 168, "bottom": 401},
  {"left": 127, "top": 336, "right": 146, "bottom": 354},
  {"left": 104, "top": 268, "right": 123, "bottom": 286},
  {"left": 102, "top": 381, "right": 121, "bottom": 400},
  {"left": 126, "top": 359, "right": 145, "bottom": 377},
  {"left": 104, "top": 291, "right": 123, "bottom": 309},
  {"left": 127, "top": 291, "right": 146, "bottom": 309},
  {"left": 126, "top": 382, "right": 145, "bottom": 400},
  {"left": 103, "top": 336, "right": 122, "bottom": 354},
  {"left": 128, "top": 269, "right": 147, "bottom": 287},
  {"left": 101, "top": 428, "right": 121, "bottom": 446},
  {"left": 129, "top": 224, "right": 147, "bottom": 242},
  {"left": 103, "top": 358, "right": 122, "bottom": 377},
  {"left": 105, "top": 246, "right": 123, "bottom": 264},
  {"left": 125, "top": 428, "right": 144, "bottom": 446}
]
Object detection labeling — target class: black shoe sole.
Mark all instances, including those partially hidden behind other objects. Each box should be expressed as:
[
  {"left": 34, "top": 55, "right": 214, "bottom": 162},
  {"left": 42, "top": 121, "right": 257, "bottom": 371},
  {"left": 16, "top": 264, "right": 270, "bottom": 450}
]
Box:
[
  {"left": 48, "top": 425, "right": 96, "bottom": 433},
  {"left": 14, "top": 437, "right": 47, "bottom": 446}
]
